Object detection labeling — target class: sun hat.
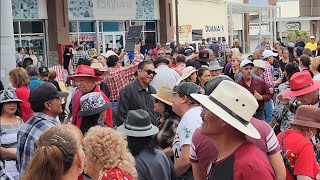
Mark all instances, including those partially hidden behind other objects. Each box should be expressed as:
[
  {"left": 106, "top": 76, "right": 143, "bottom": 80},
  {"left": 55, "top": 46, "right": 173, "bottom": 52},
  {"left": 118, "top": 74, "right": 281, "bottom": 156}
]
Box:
[
  {"left": 240, "top": 59, "right": 254, "bottom": 68},
  {"left": 117, "top": 109, "right": 159, "bottom": 137},
  {"left": 77, "top": 92, "right": 111, "bottom": 117},
  {"left": 90, "top": 62, "right": 108, "bottom": 72},
  {"left": 68, "top": 65, "right": 102, "bottom": 81},
  {"left": 101, "top": 50, "right": 118, "bottom": 59},
  {"left": 0, "top": 89, "right": 22, "bottom": 104},
  {"left": 190, "top": 80, "right": 260, "bottom": 139},
  {"left": 151, "top": 86, "right": 173, "bottom": 106},
  {"left": 262, "top": 50, "right": 278, "bottom": 59},
  {"left": 253, "top": 60, "right": 266, "bottom": 70},
  {"left": 204, "top": 75, "right": 233, "bottom": 95},
  {"left": 167, "top": 82, "right": 200, "bottom": 96},
  {"left": 29, "top": 82, "right": 68, "bottom": 104},
  {"left": 290, "top": 105, "right": 320, "bottom": 129},
  {"left": 198, "top": 49, "right": 210, "bottom": 63},
  {"left": 282, "top": 71, "right": 320, "bottom": 97},
  {"left": 208, "top": 61, "right": 223, "bottom": 71},
  {"left": 176, "top": 66, "right": 197, "bottom": 85}
]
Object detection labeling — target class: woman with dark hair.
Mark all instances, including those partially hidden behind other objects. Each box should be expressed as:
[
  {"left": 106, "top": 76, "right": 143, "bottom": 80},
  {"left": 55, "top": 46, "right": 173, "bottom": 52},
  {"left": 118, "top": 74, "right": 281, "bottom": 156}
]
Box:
[
  {"left": 117, "top": 109, "right": 176, "bottom": 180},
  {"left": 63, "top": 47, "right": 72, "bottom": 73},
  {"left": 152, "top": 86, "right": 180, "bottom": 157},
  {"left": 196, "top": 67, "right": 211, "bottom": 92},
  {"left": 24, "top": 49, "right": 38, "bottom": 66},
  {"left": 0, "top": 89, "right": 23, "bottom": 179},
  {"left": 22, "top": 124, "right": 85, "bottom": 180}
]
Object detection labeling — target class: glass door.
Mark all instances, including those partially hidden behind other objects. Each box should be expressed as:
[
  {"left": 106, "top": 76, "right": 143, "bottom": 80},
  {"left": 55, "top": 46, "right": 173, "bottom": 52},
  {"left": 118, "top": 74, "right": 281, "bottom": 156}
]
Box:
[{"left": 102, "top": 32, "right": 125, "bottom": 53}]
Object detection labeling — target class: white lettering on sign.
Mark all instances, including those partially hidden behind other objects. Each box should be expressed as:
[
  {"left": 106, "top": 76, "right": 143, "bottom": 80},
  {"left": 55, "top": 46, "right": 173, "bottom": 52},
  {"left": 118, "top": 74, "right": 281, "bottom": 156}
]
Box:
[
  {"left": 205, "top": 25, "right": 224, "bottom": 33},
  {"left": 286, "top": 22, "right": 300, "bottom": 31}
]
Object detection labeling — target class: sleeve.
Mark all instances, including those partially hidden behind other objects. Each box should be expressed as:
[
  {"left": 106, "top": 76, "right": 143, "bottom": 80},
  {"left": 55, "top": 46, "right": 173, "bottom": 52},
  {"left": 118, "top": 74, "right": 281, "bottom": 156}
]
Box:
[
  {"left": 102, "top": 96, "right": 113, "bottom": 128},
  {"left": 266, "top": 128, "right": 280, "bottom": 155},
  {"left": 262, "top": 66, "right": 275, "bottom": 88},
  {"left": 294, "top": 143, "right": 318, "bottom": 178},
  {"left": 117, "top": 88, "right": 130, "bottom": 124},
  {"left": 179, "top": 121, "right": 199, "bottom": 146}
]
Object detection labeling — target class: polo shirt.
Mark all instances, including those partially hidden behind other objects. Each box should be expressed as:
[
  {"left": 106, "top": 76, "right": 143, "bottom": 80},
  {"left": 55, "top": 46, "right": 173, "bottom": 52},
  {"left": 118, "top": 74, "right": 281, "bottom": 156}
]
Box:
[
  {"left": 238, "top": 77, "right": 271, "bottom": 110},
  {"left": 150, "top": 64, "right": 181, "bottom": 91},
  {"left": 206, "top": 142, "right": 276, "bottom": 180}
]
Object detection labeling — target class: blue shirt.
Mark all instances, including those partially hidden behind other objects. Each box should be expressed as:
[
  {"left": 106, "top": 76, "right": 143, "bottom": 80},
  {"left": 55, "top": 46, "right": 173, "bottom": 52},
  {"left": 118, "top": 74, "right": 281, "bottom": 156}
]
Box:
[{"left": 29, "top": 77, "right": 44, "bottom": 90}]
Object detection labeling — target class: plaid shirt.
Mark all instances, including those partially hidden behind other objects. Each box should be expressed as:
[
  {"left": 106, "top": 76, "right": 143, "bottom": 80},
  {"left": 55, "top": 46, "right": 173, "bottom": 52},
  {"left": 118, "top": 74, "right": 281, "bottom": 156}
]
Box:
[
  {"left": 72, "top": 50, "right": 90, "bottom": 70},
  {"left": 262, "top": 61, "right": 275, "bottom": 88},
  {"left": 16, "top": 112, "right": 60, "bottom": 174},
  {"left": 103, "top": 56, "right": 142, "bottom": 101}
]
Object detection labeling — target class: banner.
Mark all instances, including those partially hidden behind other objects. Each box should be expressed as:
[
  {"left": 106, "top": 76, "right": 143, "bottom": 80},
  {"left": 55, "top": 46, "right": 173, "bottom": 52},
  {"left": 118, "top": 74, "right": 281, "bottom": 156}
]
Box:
[
  {"left": 12, "top": 0, "right": 39, "bottom": 18},
  {"left": 178, "top": 25, "right": 192, "bottom": 44}
]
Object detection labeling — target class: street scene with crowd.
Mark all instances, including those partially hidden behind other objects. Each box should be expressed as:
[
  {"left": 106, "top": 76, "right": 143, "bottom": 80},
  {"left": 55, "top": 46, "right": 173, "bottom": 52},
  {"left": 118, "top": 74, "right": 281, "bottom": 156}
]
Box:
[{"left": 1, "top": 0, "right": 320, "bottom": 180}]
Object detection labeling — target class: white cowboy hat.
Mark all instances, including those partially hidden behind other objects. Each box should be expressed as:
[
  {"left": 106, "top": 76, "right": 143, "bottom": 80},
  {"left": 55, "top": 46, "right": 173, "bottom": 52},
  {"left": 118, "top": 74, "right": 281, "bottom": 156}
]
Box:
[
  {"left": 190, "top": 80, "right": 261, "bottom": 139},
  {"left": 101, "top": 50, "right": 118, "bottom": 59},
  {"left": 176, "top": 66, "right": 197, "bottom": 85}
]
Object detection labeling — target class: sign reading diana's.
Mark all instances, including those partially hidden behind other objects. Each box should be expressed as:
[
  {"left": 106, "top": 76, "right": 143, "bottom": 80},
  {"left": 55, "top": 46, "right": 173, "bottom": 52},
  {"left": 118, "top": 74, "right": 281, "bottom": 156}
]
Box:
[{"left": 203, "top": 25, "right": 226, "bottom": 38}]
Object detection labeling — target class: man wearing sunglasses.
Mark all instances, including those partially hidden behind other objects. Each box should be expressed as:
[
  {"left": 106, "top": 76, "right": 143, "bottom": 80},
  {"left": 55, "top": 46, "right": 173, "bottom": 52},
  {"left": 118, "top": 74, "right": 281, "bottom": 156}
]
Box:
[{"left": 117, "top": 61, "right": 157, "bottom": 125}]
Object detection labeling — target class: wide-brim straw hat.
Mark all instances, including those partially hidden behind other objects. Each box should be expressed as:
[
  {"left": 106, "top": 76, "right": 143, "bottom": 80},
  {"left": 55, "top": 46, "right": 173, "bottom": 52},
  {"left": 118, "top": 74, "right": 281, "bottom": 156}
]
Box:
[{"left": 151, "top": 86, "right": 173, "bottom": 106}]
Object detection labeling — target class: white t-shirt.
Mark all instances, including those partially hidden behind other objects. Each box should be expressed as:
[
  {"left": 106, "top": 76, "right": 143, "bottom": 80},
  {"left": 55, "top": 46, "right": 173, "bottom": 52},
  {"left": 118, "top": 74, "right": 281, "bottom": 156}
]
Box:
[{"left": 172, "top": 106, "right": 203, "bottom": 162}]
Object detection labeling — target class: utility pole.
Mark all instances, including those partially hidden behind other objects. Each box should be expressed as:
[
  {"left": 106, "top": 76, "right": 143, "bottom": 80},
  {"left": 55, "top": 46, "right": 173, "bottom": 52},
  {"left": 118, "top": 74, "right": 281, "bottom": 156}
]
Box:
[
  {"left": 0, "top": 0, "right": 16, "bottom": 88},
  {"left": 175, "top": 0, "right": 179, "bottom": 44}
]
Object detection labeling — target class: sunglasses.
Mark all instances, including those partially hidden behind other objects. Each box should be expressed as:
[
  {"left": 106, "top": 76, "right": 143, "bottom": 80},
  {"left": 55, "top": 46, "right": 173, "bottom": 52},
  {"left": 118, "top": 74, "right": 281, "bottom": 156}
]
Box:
[{"left": 141, "top": 69, "right": 157, "bottom": 76}]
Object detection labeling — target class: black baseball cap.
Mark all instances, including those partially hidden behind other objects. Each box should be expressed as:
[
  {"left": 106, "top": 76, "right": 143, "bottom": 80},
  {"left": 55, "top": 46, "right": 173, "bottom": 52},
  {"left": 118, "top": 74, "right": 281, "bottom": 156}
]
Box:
[
  {"left": 29, "top": 83, "right": 68, "bottom": 104},
  {"left": 198, "top": 50, "right": 210, "bottom": 63},
  {"left": 38, "top": 66, "right": 49, "bottom": 77}
]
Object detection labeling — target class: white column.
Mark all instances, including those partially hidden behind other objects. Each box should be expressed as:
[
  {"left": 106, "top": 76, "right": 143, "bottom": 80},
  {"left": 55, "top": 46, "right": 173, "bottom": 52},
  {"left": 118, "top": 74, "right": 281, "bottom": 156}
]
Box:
[{"left": 0, "top": 0, "right": 15, "bottom": 88}]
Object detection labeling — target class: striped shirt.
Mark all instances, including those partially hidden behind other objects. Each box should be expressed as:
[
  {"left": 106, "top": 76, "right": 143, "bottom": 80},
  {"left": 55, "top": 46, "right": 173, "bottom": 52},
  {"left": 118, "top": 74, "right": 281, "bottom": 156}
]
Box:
[{"left": 16, "top": 112, "right": 60, "bottom": 174}]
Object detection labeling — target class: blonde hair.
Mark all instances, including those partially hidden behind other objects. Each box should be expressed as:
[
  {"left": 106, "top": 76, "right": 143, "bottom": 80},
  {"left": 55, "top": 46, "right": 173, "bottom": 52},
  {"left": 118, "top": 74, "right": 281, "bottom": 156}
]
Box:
[
  {"left": 311, "top": 56, "right": 320, "bottom": 72},
  {"left": 83, "top": 126, "right": 137, "bottom": 178},
  {"left": 232, "top": 55, "right": 242, "bottom": 64},
  {"left": 9, "top": 67, "right": 29, "bottom": 87},
  {"left": 22, "top": 124, "right": 83, "bottom": 180},
  {"left": 89, "top": 48, "right": 97, "bottom": 58},
  {"left": 48, "top": 68, "right": 57, "bottom": 80}
]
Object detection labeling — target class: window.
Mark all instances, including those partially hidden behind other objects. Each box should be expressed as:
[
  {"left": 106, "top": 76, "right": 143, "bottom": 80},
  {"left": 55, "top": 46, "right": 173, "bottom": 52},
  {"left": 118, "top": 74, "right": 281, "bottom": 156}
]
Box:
[
  {"left": 20, "top": 21, "right": 43, "bottom": 34},
  {"left": 145, "top": 22, "right": 156, "bottom": 31},
  {"left": 13, "top": 22, "right": 19, "bottom": 34},
  {"left": 192, "top": 30, "right": 203, "bottom": 41},
  {"left": 69, "top": 22, "right": 78, "bottom": 32},
  {"left": 79, "top": 22, "right": 95, "bottom": 32},
  {"left": 100, "top": 21, "right": 124, "bottom": 32}
]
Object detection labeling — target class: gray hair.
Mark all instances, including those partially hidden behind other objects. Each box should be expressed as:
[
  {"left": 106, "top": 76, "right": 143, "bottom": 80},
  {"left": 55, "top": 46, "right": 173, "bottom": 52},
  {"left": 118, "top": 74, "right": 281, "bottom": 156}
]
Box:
[{"left": 26, "top": 65, "right": 39, "bottom": 76}]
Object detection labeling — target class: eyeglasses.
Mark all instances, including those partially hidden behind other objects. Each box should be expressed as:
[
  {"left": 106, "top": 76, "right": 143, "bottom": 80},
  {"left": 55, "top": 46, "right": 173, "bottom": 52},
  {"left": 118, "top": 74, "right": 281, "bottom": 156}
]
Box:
[
  {"left": 158, "top": 53, "right": 166, "bottom": 56},
  {"left": 141, "top": 69, "right": 157, "bottom": 76}
]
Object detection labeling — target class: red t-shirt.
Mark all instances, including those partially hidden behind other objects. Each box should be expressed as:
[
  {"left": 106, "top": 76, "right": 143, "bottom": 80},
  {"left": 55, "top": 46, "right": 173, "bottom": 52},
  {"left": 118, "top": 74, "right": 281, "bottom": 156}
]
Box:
[
  {"left": 206, "top": 142, "right": 276, "bottom": 180},
  {"left": 15, "top": 85, "right": 33, "bottom": 122},
  {"left": 277, "top": 130, "right": 319, "bottom": 180},
  {"left": 99, "top": 168, "right": 133, "bottom": 180}
]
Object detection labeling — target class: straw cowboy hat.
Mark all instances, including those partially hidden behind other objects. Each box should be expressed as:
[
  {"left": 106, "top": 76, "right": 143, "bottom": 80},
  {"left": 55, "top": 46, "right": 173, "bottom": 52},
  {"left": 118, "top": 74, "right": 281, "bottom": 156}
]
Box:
[
  {"left": 151, "top": 86, "right": 173, "bottom": 106},
  {"left": 0, "top": 89, "right": 22, "bottom": 103},
  {"left": 290, "top": 105, "right": 320, "bottom": 129},
  {"left": 117, "top": 109, "right": 159, "bottom": 137},
  {"left": 77, "top": 92, "right": 111, "bottom": 117},
  {"left": 190, "top": 80, "right": 261, "bottom": 139},
  {"left": 90, "top": 62, "right": 108, "bottom": 72},
  {"left": 176, "top": 66, "right": 197, "bottom": 85},
  {"left": 253, "top": 60, "right": 266, "bottom": 70},
  {"left": 282, "top": 71, "right": 320, "bottom": 97},
  {"left": 68, "top": 65, "right": 102, "bottom": 81},
  {"left": 101, "top": 50, "right": 118, "bottom": 59}
]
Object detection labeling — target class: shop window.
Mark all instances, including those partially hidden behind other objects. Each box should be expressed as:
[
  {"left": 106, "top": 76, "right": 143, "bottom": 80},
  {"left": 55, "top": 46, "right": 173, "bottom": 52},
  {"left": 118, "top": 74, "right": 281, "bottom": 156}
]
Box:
[
  {"left": 79, "top": 22, "right": 95, "bottom": 32},
  {"left": 20, "top": 21, "right": 43, "bottom": 34},
  {"left": 192, "top": 30, "right": 203, "bottom": 41},
  {"left": 101, "top": 22, "right": 119, "bottom": 32},
  {"left": 69, "top": 22, "right": 78, "bottom": 32},
  {"left": 145, "top": 32, "right": 156, "bottom": 49},
  {"left": 145, "top": 22, "right": 156, "bottom": 31},
  {"left": 13, "top": 22, "right": 19, "bottom": 34}
]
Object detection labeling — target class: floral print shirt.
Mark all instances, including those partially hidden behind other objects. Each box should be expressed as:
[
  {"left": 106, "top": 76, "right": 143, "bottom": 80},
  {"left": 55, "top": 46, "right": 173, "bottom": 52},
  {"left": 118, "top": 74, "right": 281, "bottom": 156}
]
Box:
[{"left": 98, "top": 168, "right": 133, "bottom": 180}]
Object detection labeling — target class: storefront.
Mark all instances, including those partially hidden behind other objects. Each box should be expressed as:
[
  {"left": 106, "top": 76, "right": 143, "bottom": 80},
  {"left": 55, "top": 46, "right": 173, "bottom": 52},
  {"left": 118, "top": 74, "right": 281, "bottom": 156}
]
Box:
[
  {"left": 12, "top": 0, "right": 48, "bottom": 65},
  {"left": 68, "top": 0, "right": 160, "bottom": 53}
]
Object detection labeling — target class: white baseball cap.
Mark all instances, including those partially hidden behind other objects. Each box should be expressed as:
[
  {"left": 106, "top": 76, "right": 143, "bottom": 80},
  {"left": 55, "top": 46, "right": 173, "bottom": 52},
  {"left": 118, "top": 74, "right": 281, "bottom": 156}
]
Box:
[
  {"left": 166, "top": 43, "right": 170, "bottom": 46},
  {"left": 240, "top": 59, "right": 254, "bottom": 68},
  {"left": 262, "top": 50, "right": 278, "bottom": 59},
  {"left": 310, "top": 36, "right": 315, "bottom": 39}
]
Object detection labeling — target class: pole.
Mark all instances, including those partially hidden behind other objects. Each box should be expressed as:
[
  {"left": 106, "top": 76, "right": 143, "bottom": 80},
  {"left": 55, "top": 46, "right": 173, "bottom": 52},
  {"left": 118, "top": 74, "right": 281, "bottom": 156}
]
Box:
[
  {"left": 259, "top": 10, "right": 262, "bottom": 44},
  {"left": 175, "top": 0, "right": 179, "bottom": 45},
  {"left": 0, "top": 0, "right": 16, "bottom": 88},
  {"left": 229, "top": 3, "right": 233, "bottom": 46},
  {"left": 273, "top": 7, "right": 277, "bottom": 42},
  {"left": 279, "top": 7, "right": 282, "bottom": 41}
]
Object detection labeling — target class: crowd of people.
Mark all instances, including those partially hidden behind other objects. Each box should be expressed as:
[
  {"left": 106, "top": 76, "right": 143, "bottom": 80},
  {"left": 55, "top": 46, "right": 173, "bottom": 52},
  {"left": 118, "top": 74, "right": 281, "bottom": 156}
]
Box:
[{"left": 1, "top": 34, "right": 320, "bottom": 180}]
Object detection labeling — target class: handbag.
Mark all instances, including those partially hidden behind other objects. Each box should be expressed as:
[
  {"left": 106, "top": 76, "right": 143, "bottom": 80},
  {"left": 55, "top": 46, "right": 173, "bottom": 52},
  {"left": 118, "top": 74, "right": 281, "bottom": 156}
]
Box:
[{"left": 280, "top": 131, "right": 297, "bottom": 180}]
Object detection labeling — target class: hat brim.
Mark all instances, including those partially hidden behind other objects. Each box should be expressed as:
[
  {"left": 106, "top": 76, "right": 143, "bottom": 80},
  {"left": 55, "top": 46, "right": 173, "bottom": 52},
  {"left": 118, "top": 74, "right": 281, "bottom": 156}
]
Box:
[
  {"left": 241, "top": 62, "right": 254, "bottom": 68},
  {"left": 151, "top": 94, "right": 173, "bottom": 106},
  {"left": 290, "top": 119, "right": 320, "bottom": 129},
  {"left": 208, "top": 66, "right": 223, "bottom": 71},
  {"left": 117, "top": 124, "right": 159, "bottom": 137},
  {"left": 0, "top": 99, "right": 22, "bottom": 103},
  {"left": 178, "top": 69, "right": 197, "bottom": 83},
  {"left": 68, "top": 74, "right": 102, "bottom": 81},
  {"left": 281, "top": 81, "right": 320, "bottom": 97},
  {"left": 77, "top": 102, "right": 111, "bottom": 117},
  {"left": 93, "top": 68, "right": 109, "bottom": 72},
  {"left": 55, "top": 91, "right": 69, "bottom": 98},
  {"left": 198, "top": 58, "right": 210, "bottom": 63},
  {"left": 190, "top": 94, "right": 261, "bottom": 139}
]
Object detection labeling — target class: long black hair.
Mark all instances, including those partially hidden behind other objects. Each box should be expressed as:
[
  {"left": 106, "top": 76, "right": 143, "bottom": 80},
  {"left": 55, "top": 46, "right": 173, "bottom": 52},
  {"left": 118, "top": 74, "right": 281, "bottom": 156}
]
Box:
[{"left": 127, "top": 136, "right": 156, "bottom": 156}]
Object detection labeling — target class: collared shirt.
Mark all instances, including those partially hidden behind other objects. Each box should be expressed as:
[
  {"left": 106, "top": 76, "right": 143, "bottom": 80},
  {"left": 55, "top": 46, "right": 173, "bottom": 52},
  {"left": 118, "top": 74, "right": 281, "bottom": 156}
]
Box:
[
  {"left": 29, "top": 77, "right": 44, "bottom": 90},
  {"left": 103, "top": 57, "right": 142, "bottom": 101},
  {"left": 117, "top": 79, "right": 157, "bottom": 125},
  {"left": 16, "top": 112, "right": 60, "bottom": 174},
  {"left": 262, "top": 61, "right": 275, "bottom": 88},
  {"left": 150, "top": 65, "right": 181, "bottom": 91},
  {"left": 238, "top": 77, "right": 271, "bottom": 110}
]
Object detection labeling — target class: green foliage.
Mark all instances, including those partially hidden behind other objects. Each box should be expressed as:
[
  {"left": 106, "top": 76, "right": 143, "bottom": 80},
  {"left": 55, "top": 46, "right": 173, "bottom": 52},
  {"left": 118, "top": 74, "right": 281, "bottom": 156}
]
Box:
[{"left": 285, "top": 30, "right": 310, "bottom": 45}]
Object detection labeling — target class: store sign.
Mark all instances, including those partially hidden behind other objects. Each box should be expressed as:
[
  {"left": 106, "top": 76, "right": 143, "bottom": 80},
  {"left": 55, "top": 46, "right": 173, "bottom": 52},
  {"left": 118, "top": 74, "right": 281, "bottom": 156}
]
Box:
[
  {"left": 203, "top": 25, "right": 226, "bottom": 38},
  {"left": 68, "top": 0, "right": 158, "bottom": 20},
  {"left": 249, "top": 24, "right": 269, "bottom": 36},
  {"left": 178, "top": 25, "right": 192, "bottom": 44},
  {"left": 286, "top": 22, "right": 300, "bottom": 31}
]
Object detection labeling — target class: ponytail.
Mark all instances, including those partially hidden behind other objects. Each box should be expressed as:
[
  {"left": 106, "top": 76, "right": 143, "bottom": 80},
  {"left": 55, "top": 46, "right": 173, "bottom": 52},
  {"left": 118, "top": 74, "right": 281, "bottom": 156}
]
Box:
[{"left": 22, "top": 145, "right": 65, "bottom": 180}]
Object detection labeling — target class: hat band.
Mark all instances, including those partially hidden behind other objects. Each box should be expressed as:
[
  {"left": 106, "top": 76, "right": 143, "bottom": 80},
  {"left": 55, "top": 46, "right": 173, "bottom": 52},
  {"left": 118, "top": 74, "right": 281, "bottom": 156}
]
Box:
[
  {"left": 124, "top": 123, "right": 152, "bottom": 131},
  {"left": 209, "top": 96, "right": 249, "bottom": 126},
  {"left": 291, "top": 82, "right": 314, "bottom": 91},
  {"left": 76, "top": 71, "right": 94, "bottom": 76}
]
